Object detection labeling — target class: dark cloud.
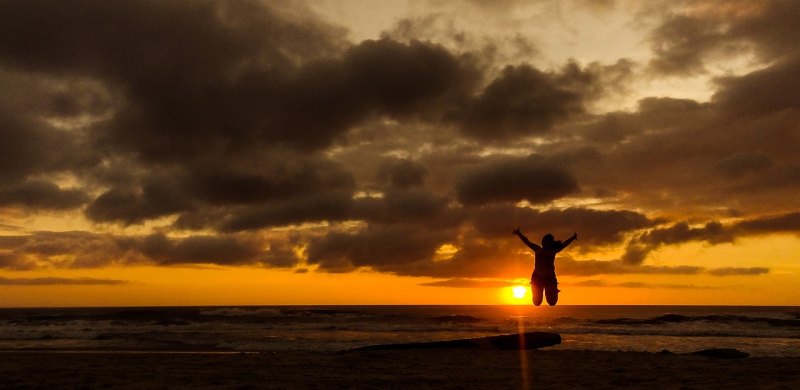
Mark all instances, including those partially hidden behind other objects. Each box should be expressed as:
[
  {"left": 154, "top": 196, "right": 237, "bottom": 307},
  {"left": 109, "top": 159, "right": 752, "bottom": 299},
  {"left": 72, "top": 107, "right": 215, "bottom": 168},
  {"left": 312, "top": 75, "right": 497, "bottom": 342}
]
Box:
[
  {"left": 647, "top": 1, "right": 800, "bottom": 75},
  {"left": 342, "top": 38, "right": 477, "bottom": 117},
  {"left": 560, "top": 5, "right": 800, "bottom": 215},
  {"left": 0, "top": 103, "right": 86, "bottom": 182},
  {"left": 85, "top": 179, "right": 190, "bottom": 225},
  {"left": 622, "top": 221, "right": 733, "bottom": 265},
  {"left": 647, "top": 13, "right": 731, "bottom": 75},
  {"left": 558, "top": 258, "right": 768, "bottom": 278},
  {"left": 557, "top": 59, "right": 638, "bottom": 102},
  {"left": 0, "top": 0, "right": 348, "bottom": 155},
  {"left": 177, "top": 185, "right": 458, "bottom": 233},
  {"left": 0, "top": 179, "right": 88, "bottom": 210},
  {"left": 0, "top": 72, "right": 99, "bottom": 213},
  {"left": 622, "top": 212, "right": 800, "bottom": 264},
  {"left": 306, "top": 224, "right": 452, "bottom": 273},
  {"left": 0, "top": 276, "right": 127, "bottom": 286},
  {"left": 458, "top": 65, "right": 583, "bottom": 139},
  {"left": 0, "top": 253, "right": 37, "bottom": 271},
  {"left": 713, "top": 59, "right": 800, "bottom": 117},
  {"left": 86, "top": 154, "right": 356, "bottom": 226},
  {"left": 558, "top": 258, "right": 704, "bottom": 276},
  {"left": 706, "top": 267, "right": 769, "bottom": 276},
  {"left": 0, "top": 0, "right": 480, "bottom": 158},
  {"left": 353, "top": 189, "right": 458, "bottom": 227},
  {"left": 563, "top": 91, "right": 800, "bottom": 215},
  {"left": 735, "top": 212, "right": 800, "bottom": 234},
  {"left": 0, "top": 0, "right": 797, "bottom": 286},
  {"left": 419, "top": 278, "right": 516, "bottom": 288},
  {"left": 0, "top": 226, "right": 773, "bottom": 281},
  {"left": 187, "top": 161, "right": 354, "bottom": 206},
  {"left": 213, "top": 190, "right": 355, "bottom": 232},
  {"left": 376, "top": 158, "right": 428, "bottom": 189},
  {"left": 0, "top": 231, "right": 138, "bottom": 269},
  {"left": 713, "top": 152, "right": 772, "bottom": 178},
  {"left": 456, "top": 156, "right": 579, "bottom": 206},
  {"left": 567, "top": 279, "right": 716, "bottom": 289},
  {"left": 641, "top": 221, "right": 734, "bottom": 245},
  {"left": 136, "top": 233, "right": 300, "bottom": 267},
  {"left": 472, "top": 205, "right": 659, "bottom": 247},
  {"left": 0, "top": 231, "right": 301, "bottom": 269},
  {"left": 416, "top": 238, "right": 531, "bottom": 279}
]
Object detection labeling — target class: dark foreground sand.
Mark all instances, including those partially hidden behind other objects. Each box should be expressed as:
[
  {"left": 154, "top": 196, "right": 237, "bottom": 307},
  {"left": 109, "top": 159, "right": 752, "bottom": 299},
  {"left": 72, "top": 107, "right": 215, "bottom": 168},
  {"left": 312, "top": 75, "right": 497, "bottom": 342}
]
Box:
[{"left": 1, "top": 349, "right": 798, "bottom": 389}]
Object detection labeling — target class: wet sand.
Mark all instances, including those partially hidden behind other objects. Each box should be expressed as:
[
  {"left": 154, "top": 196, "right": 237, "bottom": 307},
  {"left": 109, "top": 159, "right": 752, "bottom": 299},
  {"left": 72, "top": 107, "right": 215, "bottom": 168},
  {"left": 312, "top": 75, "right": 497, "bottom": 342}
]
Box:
[{"left": 1, "top": 349, "right": 798, "bottom": 389}]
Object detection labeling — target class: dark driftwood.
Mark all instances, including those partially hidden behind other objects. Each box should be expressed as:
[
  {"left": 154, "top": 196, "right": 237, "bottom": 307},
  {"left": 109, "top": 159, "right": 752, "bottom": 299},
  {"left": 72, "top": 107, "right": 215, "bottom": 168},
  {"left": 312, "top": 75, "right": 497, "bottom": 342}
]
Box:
[{"left": 351, "top": 332, "right": 561, "bottom": 351}]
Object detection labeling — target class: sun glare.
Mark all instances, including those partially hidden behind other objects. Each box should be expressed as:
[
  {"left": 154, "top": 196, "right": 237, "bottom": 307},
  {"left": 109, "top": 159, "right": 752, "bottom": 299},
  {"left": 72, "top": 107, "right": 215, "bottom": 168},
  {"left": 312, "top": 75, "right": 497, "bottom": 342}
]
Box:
[{"left": 512, "top": 285, "right": 527, "bottom": 299}]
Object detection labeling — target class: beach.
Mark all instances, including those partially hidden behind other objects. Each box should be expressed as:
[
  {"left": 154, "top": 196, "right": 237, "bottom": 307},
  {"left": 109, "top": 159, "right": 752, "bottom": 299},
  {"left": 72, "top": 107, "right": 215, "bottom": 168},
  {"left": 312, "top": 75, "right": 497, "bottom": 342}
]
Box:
[
  {"left": 2, "top": 349, "right": 799, "bottom": 389},
  {"left": 2, "top": 305, "right": 798, "bottom": 388}
]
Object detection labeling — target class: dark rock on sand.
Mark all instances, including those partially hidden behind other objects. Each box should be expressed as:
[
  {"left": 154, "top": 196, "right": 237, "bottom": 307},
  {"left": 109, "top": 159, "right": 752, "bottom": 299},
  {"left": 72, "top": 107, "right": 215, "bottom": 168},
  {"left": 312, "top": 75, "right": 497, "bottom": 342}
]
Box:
[
  {"left": 352, "top": 332, "right": 560, "bottom": 351},
  {"left": 691, "top": 348, "right": 749, "bottom": 359}
]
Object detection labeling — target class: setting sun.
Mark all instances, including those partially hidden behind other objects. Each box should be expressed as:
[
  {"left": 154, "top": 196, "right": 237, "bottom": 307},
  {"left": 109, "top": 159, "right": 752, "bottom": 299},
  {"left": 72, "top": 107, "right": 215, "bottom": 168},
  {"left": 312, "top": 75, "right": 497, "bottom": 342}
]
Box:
[{"left": 511, "top": 285, "right": 527, "bottom": 299}]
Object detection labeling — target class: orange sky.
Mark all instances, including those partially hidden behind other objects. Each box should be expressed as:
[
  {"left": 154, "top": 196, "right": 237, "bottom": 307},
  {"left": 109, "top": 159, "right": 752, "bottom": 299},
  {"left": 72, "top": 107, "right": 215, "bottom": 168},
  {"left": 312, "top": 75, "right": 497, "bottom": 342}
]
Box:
[{"left": 0, "top": 0, "right": 798, "bottom": 307}]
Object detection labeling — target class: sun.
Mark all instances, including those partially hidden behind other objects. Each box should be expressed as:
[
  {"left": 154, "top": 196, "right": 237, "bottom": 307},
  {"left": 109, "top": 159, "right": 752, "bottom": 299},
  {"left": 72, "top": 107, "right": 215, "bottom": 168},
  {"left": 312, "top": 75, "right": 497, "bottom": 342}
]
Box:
[{"left": 511, "top": 285, "right": 527, "bottom": 299}]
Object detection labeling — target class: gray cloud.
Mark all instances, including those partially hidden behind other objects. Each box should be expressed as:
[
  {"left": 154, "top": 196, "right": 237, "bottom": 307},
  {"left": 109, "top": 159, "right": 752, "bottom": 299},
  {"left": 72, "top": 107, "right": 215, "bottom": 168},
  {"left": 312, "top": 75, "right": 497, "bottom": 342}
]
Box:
[
  {"left": 85, "top": 176, "right": 191, "bottom": 225},
  {"left": 714, "top": 59, "right": 800, "bottom": 118},
  {"left": 622, "top": 221, "right": 733, "bottom": 265},
  {"left": 88, "top": 155, "right": 357, "bottom": 227},
  {"left": 353, "top": 189, "right": 459, "bottom": 227},
  {"left": 558, "top": 258, "right": 768, "bottom": 278},
  {"left": 647, "top": 13, "right": 732, "bottom": 76},
  {"left": 213, "top": 190, "right": 356, "bottom": 232},
  {"left": 0, "top": 0, "right": 797, "bottom": 285},
  {"left": 458, "top": 64, "right": 583, "bottom": 139},
  {"left": 735, "top": 212, "right": 800, "bottom": 234},
  {"left": 567, "top": 279, "right": 717, "bottom": 289},
  {"left": 558, "top": 258, "right": 704, "bottom": 276},
  {"left": 376, "top": 158, "right": 428, "bottom": 189},
  {"left": 0, "top": 231, "right": 301, "bottom": 269},
  {"left": 647, "top": 0, "right": 800, "bottom": 76},
  {"left": 472, "top": 205, "right": 659, "bottom": 247},
  {"left": 622, "top": 212, "right": 800, "bottom": 264},
  {"left": 419, "top": 278, "right": 517, "bottom": 288},
  {"left": 706, "top": 267, "right": 769, "bottom": 276},
  {"left": 0, "top": 179, "right": 88, "bottom": 210},
  {"left": 456, "top": 156, "right": 579, "bottom": 206},
  {"left": 307, "top": 224, "right": 453, "bottom": 273}
]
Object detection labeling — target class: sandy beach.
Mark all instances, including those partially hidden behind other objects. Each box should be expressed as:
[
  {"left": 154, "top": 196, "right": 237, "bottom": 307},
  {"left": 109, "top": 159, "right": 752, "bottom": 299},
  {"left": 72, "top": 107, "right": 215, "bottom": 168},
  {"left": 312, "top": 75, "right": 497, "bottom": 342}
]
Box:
[{"left": 2, "top": 349, "right": 798, "bottom": 389}]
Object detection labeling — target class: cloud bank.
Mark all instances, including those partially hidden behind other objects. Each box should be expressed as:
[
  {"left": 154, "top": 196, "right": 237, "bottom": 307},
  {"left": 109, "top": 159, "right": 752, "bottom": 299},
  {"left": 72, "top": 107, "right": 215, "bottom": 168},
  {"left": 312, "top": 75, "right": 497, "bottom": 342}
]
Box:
[{"left": 1, "top": 0, "right": 798, "bottom": 282}]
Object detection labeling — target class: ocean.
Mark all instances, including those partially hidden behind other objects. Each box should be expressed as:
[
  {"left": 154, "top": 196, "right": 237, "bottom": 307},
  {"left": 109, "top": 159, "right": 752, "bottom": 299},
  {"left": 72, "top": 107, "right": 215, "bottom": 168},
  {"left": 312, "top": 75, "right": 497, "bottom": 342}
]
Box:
[{"left": 1, "top": 305, "right": 798, "bottom": 357}]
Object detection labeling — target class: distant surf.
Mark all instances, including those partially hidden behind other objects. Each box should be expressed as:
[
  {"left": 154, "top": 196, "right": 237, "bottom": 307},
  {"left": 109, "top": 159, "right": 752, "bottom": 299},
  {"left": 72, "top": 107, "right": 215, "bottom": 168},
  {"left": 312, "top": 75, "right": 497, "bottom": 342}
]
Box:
[{"left": 0, "top": 305, "right": 797, "bottom": 356}]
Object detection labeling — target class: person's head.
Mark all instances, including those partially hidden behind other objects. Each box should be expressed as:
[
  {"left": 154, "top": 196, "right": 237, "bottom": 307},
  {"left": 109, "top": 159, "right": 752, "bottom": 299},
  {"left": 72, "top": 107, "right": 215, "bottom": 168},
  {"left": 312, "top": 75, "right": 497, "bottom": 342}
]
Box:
[{"left": 541, "top": 234, "right": 561, "bottom": 249}]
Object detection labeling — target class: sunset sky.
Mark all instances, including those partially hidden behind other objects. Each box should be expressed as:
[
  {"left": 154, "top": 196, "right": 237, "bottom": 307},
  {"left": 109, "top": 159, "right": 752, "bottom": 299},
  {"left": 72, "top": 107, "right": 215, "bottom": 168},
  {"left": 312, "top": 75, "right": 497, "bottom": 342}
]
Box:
[{"left": 1, "top": 0, "right": 798, "bottom": 306}]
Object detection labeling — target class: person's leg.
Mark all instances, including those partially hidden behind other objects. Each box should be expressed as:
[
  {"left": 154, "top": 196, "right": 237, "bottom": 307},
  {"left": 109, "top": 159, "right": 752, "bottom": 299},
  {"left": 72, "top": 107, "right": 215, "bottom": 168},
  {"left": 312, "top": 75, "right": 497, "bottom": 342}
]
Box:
[
  {"left": 531, "top": 283, "right": 544, "bottom": 306},
  {"left": 545, "top": 285, "right": 559, "bottom": 306}
]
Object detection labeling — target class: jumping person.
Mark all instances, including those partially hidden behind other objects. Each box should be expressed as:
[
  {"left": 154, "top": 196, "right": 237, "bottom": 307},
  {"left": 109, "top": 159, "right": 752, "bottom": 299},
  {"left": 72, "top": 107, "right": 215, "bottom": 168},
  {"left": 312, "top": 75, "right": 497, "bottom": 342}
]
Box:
[{"left": 513, "top": 228, "right": 577, "bottom": 306}]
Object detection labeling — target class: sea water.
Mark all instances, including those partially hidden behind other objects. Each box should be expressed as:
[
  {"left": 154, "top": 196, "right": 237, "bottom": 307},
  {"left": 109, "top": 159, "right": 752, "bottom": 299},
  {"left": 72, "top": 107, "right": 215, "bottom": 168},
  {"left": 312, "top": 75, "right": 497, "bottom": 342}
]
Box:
[{"left": 0, "top": 305, "right": 797, "bottom": 356}]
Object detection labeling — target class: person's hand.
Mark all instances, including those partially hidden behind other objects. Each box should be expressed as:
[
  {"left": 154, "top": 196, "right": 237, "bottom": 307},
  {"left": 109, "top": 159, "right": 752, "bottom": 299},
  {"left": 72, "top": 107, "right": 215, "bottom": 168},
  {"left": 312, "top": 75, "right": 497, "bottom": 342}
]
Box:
[
  {"left": 572, "top": 232, "right": 578, "bottom": 240},
  {"left": 513, "top": 227, "right": 521, "bottom": 235}
]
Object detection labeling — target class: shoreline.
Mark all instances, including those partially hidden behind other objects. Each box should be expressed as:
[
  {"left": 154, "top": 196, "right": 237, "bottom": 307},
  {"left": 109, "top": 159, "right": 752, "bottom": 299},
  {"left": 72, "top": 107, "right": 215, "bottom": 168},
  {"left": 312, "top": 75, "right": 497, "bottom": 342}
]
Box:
[{"left": 2, "top": 349, "right": 798, "bottom": 389}]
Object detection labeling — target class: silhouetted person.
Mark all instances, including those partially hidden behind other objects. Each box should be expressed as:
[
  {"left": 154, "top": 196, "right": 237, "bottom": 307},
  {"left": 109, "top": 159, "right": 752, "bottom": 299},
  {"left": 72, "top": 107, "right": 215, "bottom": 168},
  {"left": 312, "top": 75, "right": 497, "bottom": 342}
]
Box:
[{"left": 513, "top": 229, "right": 577, "bottom": 306}]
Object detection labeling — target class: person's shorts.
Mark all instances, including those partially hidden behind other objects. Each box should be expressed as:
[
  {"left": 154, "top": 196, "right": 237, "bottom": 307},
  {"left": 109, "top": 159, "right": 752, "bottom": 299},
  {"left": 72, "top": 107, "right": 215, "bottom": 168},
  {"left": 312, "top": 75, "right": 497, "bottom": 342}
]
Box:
[{"left": 531, "top": 273, "right": 558, "bottom": 288}]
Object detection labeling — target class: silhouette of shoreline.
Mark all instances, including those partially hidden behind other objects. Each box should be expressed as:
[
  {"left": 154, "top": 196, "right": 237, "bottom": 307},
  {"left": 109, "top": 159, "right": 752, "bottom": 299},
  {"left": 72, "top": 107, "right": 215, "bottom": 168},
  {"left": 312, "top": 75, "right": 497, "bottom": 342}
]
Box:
[{"left": 2, "top": 349, "right": 797, "bottom": 388}]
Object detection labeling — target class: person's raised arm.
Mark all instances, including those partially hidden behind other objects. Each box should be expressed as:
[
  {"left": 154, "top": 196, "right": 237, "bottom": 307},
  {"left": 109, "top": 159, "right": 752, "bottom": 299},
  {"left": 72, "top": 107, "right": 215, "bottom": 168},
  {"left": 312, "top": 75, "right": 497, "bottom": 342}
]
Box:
[
  {"left": 513, "top": 228, "right": 541, "bottom": 251},
  {"left": 560, "top": 232, "right": 578, "bottom": 251}
]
